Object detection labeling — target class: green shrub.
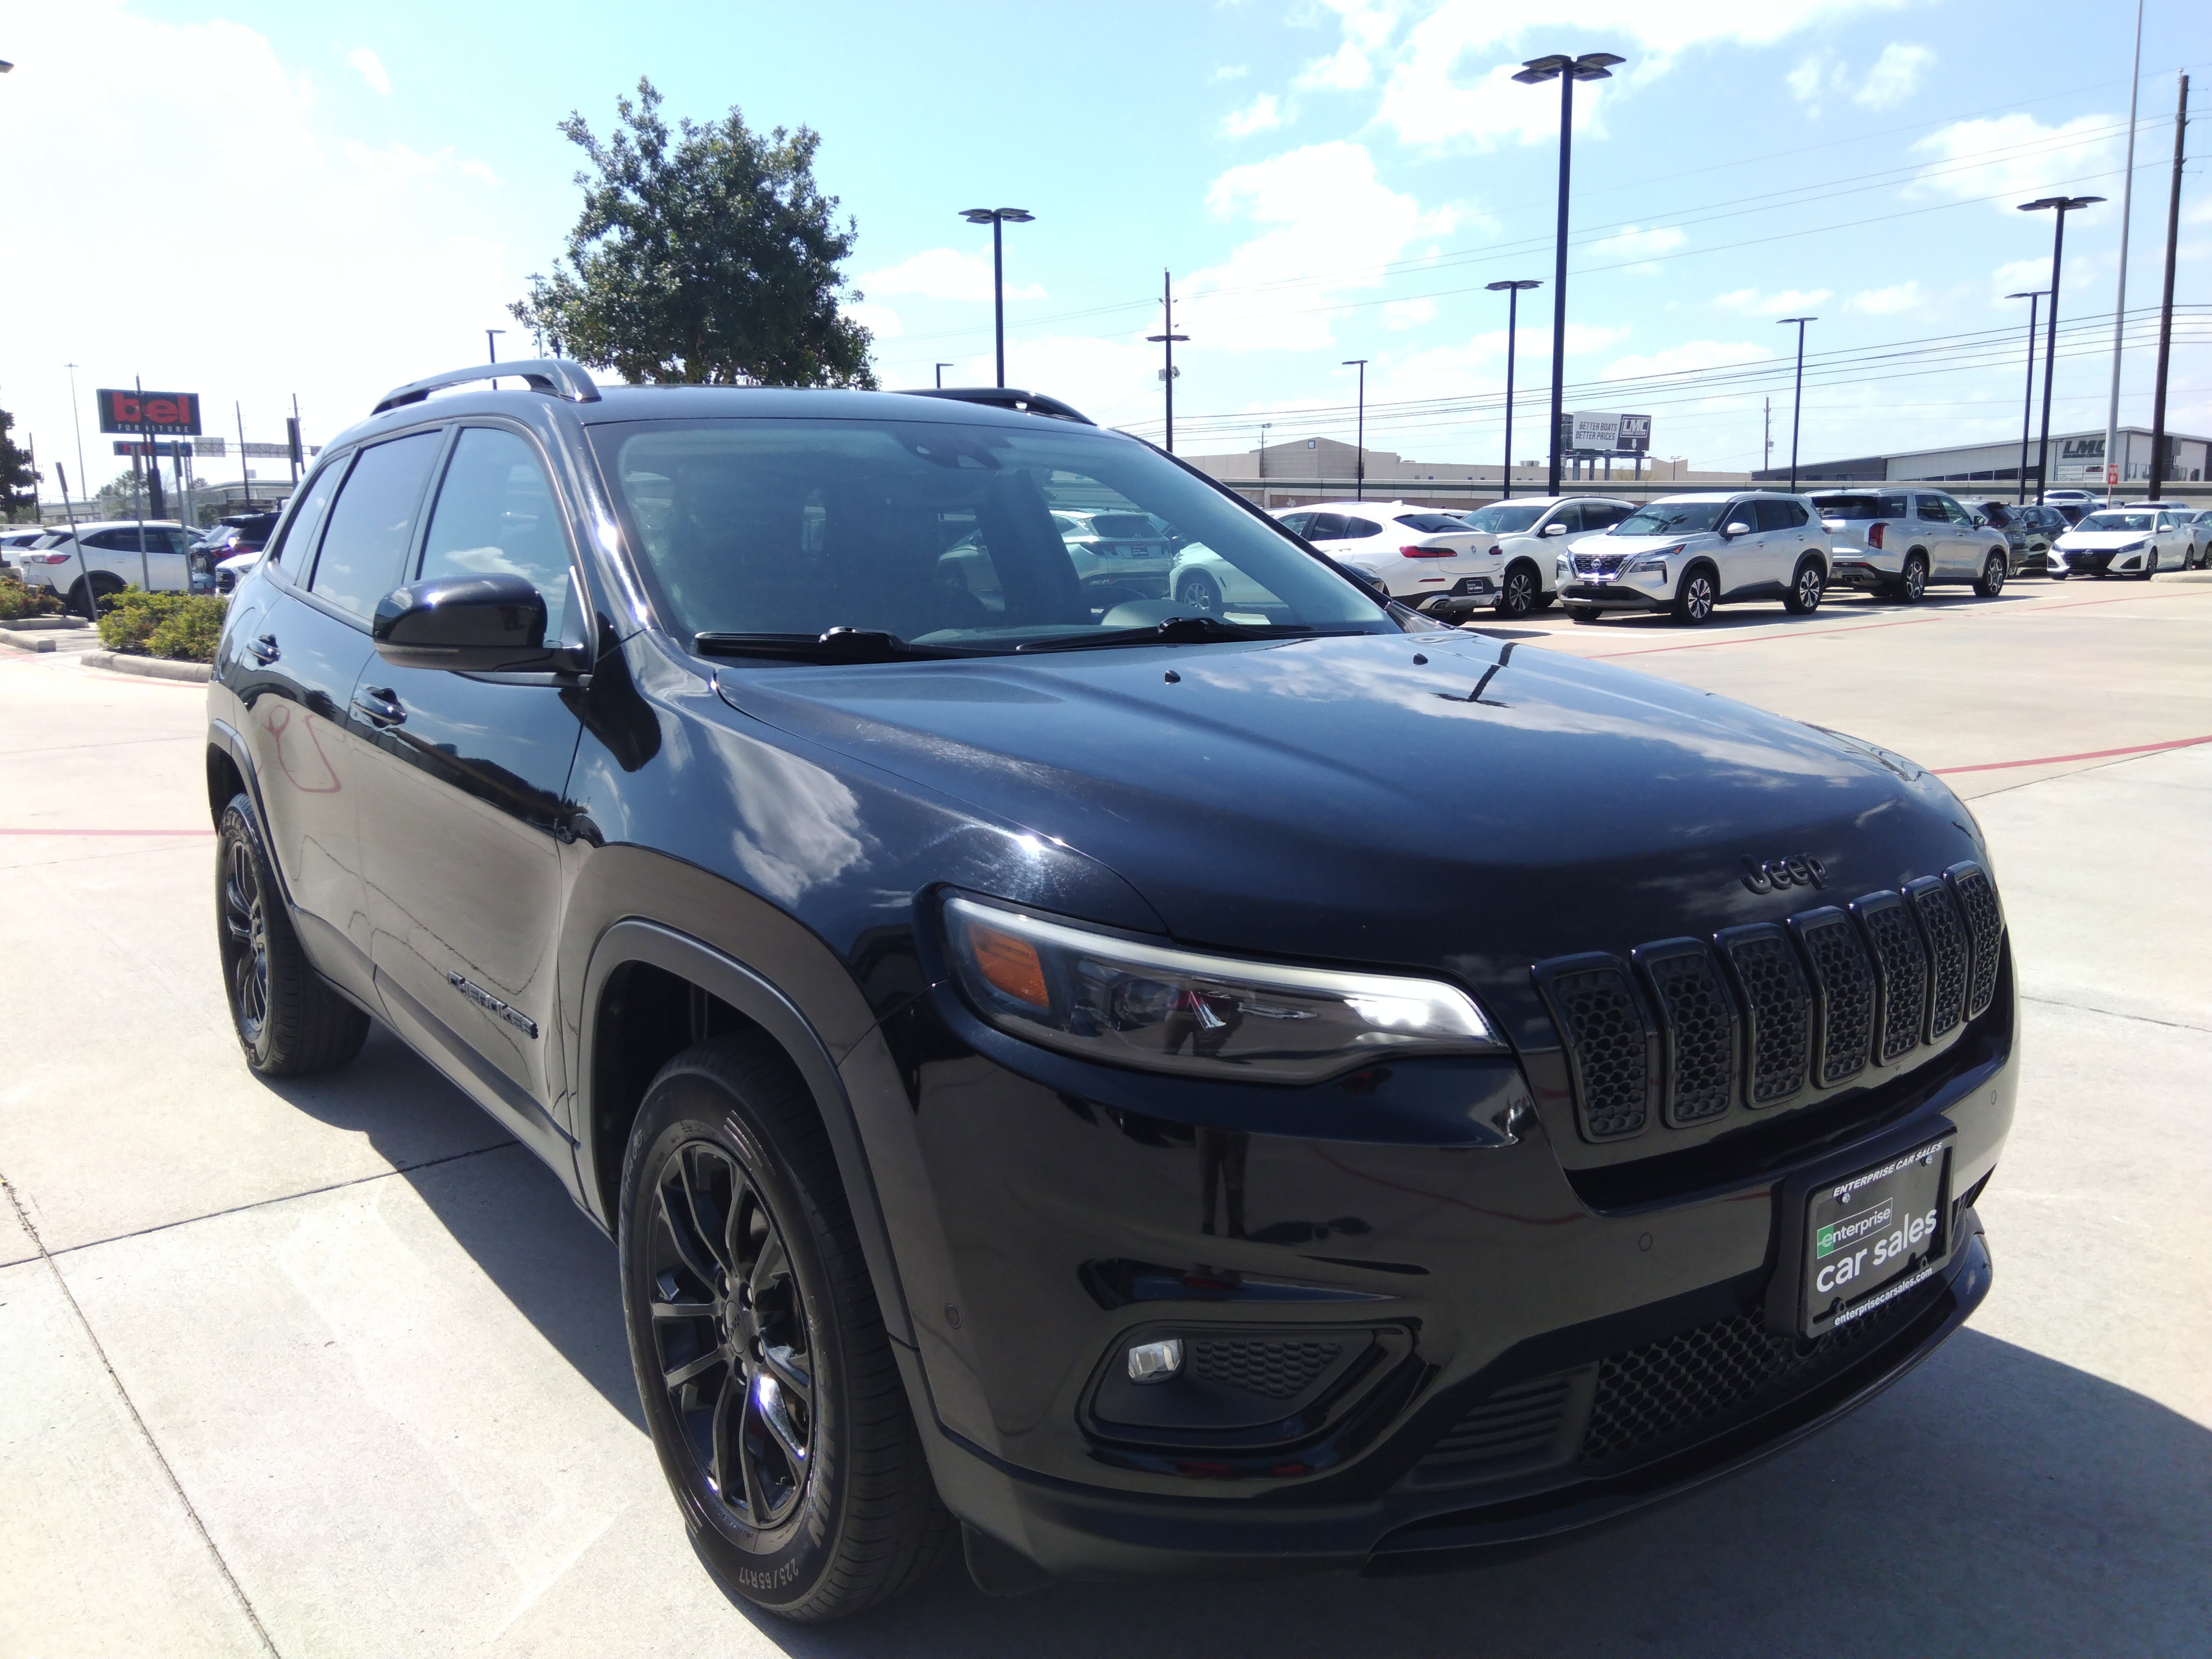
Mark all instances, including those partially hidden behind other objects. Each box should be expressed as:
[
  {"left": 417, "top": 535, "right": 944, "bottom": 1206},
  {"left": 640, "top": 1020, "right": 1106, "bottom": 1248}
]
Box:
[
  {"left": 95, "top": 588, "right": 229, "bottom": 661},
  {"left": 0, "top": 576, "right": 62, "bottom": 620}
]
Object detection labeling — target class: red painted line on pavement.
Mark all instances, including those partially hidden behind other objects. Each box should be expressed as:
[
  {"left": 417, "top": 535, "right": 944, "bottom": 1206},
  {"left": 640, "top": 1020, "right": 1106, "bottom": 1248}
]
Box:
[
  {"left": 0, "top": 827, "right": 215, "bottom": 837},
  {"left": 1932, "top": 733, "right": 2212, "bottom": 776}
]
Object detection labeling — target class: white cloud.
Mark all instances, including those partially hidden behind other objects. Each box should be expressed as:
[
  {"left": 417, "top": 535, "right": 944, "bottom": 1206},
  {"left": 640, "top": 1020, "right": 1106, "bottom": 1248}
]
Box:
[
  {"left": 1383, "top": 298, "right": 1437, "bottom": 329},
  {"left": 347, "top": 46, "right": 391, "bottom": 96},
  {"left": 1214, "top": 64, "right": 1250, "bottom": 82},
  {"left": 844, "top": 301, "right": 902, "bottom": 341},
  {"left": 1848, "top": 280, "right": 1923, "bottom": 315},
  {"left": 1910, "top": 113, "right": 2122, "bottom": 214},
  {"left": 1990, "top": 258, "right": 2050, "bottom": 297},
  {"left": 1182, "top": 141, "right": 1452, "bottom": 352},
  {"left": 1786, "top": 55, "right": 1825, "bottom": 105},
  {"left": 1600, "top": 340, "right": 1770, "bottom": 380},
  {"left": 1587, "top": 224, "right": 1687, "bottom": 266},
  {"left": 1714, "top": 286, "right": 1833, "bottom": 315},
  {"left": 1854, "top": 43, "right": 1931, "bottom": 109},
  {"left": 1383, "top": 323, "right": 1631, "bottom": 399},
  {"left": 859, "top": 247, "right": 1045, "bottom": 303},
  {"left": 1224, "top": 93, "right": 1286, "bottom": 139}
]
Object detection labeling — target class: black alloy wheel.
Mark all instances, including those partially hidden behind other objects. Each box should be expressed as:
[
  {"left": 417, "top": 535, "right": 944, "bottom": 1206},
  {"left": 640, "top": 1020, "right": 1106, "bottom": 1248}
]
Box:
[
  {"left": 1974, "top": 551, "right": 2007, "bottom": 598},
  {"left": 215, "top": 795, "right": 370, "bottom": 1076},
  {"left": 1670, "top": 569, "right": 1717, "bottom": 626},
  {"left": 1176, "top": 571, "right": 1223, "bottom": 615},
  {"left": 620, "top": 1035, "right": 952, "bottom": 1621},
  {"left": 2138, "top": 551, "right": 2158, "bottom": 582},
  {"left": 1894, "top": 554, "right": 1928, "bottom": 604},
  {"left": 1495, "top": 564, "right": 1539, "bottom": 618}
]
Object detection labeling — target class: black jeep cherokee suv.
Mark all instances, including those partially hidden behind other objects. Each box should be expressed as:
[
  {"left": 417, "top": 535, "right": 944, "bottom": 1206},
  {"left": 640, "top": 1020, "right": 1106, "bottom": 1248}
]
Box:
[{"left": 205, "top": 362, "right": 2013, "bottom": 1621}]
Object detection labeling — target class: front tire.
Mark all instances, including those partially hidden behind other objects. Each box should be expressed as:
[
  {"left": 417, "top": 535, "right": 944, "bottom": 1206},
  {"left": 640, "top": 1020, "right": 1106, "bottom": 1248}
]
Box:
[
  {"left": 1175, "top": 571, "right": 1224, "bottom": 615},
  {"left": 1783, "top": 558, "right": 1826, "bottom": 615},
  {"left": 1670, "top": 568, "right": 1717, "bottom": 626},
  {"left": 2138, "top": 552, "right": 2159, "bottom": 581},
  {"left": 1566, "top": 604, "right": 1601, "bottom": 624},
  {"left": 1974, "top": 551, "right": 2007, "bottom": 598},
  {"left": 1889, "top": 553, "right": 1928, "bottom": 604},
  {"left": 1494, "top": 564, "right": 1540, "bottom": 618},
  {"left": 215, "top": 795, "right": 369, "bottom": 1077},
  {"left": 620, "top": 1035, "right": 951, "bottom": 1622}
]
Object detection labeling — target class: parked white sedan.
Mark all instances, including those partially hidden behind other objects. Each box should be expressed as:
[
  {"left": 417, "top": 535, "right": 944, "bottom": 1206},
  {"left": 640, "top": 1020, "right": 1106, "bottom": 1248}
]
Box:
[
  {"left": 1272, "top": 501, "right": 1499, "bottom": 614},
  {"left": 2052, "top": 507, "right": 2197, "bottom": 579}
]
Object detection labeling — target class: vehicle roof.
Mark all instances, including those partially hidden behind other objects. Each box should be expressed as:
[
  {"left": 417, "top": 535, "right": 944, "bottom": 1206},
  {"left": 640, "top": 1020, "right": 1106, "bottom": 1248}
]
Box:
[
  {"left": 45, "top": 520, "right": 186, "bottom": 533},
  {"left": 1273, "top": 500, "right": 1419, "bottom": 515},
  {"left": 1644, "top": 489, "right": 1805, "bottom": 502}
]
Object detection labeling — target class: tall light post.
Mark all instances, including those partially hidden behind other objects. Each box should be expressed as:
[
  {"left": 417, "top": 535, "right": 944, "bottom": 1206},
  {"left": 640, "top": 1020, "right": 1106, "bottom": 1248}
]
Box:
[
  {"left": 1146, "top": 269, "right": 1189, "bottom": 452},
  {"left": 2006, "top": 290, "right": 2047, "bottom": 505},
  {"left": 934, "top": 362, "right": 952, "bottom": 388},
  {"left": 1775, "top": 315, "right": 1816, "bottom": 493},
  {"left": 63, "top": 362, "right": 89, "bottom": 519},
  {"left": 1514, "top": 49, "right": 1624, "bottom": 497},
  {"left": 1485, "top": 279, "right": 1541, "bottom": 499},
  {"left": 1341, "top": 359, "right": 1369, "bottom": 500},
  {"left": 485, "top": 327, "right": 504, "bottom": 362},
  {"left": 960, "top": 207, "right": 1034, "bottom": 387},
  {"left": 2019, "top": 194, "right": 2104, "bottom": 505},
  {"left": 1258, "top": 421, "right": 1273, "bottom": 481}
]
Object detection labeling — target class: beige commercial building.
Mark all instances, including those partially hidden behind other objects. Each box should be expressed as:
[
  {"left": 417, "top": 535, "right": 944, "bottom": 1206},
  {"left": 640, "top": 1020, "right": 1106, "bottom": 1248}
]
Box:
[{"left": 1179, "top": 434, "right": 1745, "bottom": 510}]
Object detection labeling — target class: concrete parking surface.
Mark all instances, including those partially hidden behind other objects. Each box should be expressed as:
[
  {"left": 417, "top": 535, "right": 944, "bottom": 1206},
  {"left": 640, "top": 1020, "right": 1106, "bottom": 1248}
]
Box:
[{"left": 3, "top": 576, "right": 2208, "bottom": 1657}]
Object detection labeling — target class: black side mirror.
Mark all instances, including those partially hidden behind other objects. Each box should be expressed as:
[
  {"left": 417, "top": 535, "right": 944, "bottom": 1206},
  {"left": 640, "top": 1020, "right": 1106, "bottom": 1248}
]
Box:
[{"left": 373, "top": 574, "right": 578, "bottom": 673}]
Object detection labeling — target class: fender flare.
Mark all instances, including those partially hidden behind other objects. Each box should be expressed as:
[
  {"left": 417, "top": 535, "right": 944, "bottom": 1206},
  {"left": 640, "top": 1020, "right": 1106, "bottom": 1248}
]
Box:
[{"left": 576, "top": 917, "right": 915, "bottom": 1346}]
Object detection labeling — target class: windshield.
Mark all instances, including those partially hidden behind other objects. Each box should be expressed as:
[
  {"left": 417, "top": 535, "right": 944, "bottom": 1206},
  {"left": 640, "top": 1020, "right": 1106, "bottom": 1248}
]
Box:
[
  {"left": 2077, "top": 511, "right": 2153, "bottom": 533},
  {"left": 1613, "top": 500, "right": 1730, "bottom": 536},
  {"left": 593, "top": 417, "right": 1394, "bottom": 654},
  {"left": 1459, "top": 503, "right": 1545, "bottom": 534}
]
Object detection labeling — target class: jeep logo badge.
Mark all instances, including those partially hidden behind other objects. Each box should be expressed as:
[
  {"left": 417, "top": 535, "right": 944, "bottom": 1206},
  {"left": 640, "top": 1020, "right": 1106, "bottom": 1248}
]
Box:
[{"left": 1741, "top": 854, "right": 1826, "bottom": 894}]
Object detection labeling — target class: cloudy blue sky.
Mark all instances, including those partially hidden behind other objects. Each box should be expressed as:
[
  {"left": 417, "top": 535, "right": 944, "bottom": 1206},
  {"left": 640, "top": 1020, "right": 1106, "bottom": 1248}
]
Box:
[{"left": 2, "top": 0, "right": 2205, "bottom": 487}]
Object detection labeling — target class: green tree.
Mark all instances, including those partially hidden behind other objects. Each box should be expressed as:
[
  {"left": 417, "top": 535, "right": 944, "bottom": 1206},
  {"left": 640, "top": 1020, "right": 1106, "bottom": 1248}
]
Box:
[
  {"left": 0, "top": 408, "right": 38, "bottom": 522},
  {"left": 512, "top": 79, "right": 876, "bottom": 389}
]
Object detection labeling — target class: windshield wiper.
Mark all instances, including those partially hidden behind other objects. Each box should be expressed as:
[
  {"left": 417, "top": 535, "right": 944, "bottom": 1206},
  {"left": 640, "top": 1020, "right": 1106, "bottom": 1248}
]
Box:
[
  {"left": 693, "top": 628, "right": 981, "bottom": 664},
  {"left": 1013, "top": 615, "right": 1324, "bottom": 654}
]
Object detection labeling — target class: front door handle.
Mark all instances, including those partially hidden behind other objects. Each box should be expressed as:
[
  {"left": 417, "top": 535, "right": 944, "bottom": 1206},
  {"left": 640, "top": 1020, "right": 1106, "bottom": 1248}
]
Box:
[
  {"left": 248, "top": 633, "right": 280, "bottom": 665},
  {"left": 352, "top": 687, "right": 407, "bottom": 727}
]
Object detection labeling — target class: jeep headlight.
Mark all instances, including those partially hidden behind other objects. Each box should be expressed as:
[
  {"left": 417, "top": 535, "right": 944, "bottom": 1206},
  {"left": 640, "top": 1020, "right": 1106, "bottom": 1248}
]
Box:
[{"left": 944, "top": 894, "right": 1504, "bottom": 1083}]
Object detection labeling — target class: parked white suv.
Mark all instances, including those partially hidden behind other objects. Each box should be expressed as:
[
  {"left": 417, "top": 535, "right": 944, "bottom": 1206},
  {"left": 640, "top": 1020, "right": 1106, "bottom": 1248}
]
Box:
[
  {"left": 1812, "top": 489, "right": 2011, "bottom": 601},
  {"left": 1273, "top": 502, "right": 1497, "bottom": 612},
  {"left": 1557, "top": 492, "right": 1831, "bottom": 626},
  {"left": 1455, "top": 495, "right": 1636, "bottom": 618},
  {"left": 9, "top": 520, "right": 203, "bottom": 610}
]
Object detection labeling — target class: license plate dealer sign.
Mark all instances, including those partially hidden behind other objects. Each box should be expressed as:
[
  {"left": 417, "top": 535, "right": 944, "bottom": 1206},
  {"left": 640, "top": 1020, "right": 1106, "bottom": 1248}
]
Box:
[{"left": 1801, "top": 1138, "right": 1951, "bottom": 1338}]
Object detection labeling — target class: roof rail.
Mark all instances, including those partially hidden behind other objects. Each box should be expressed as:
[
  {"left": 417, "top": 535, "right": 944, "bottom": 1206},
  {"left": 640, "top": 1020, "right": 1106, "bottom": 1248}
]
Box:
[
  {"left": 372, "top": 359, "right": 601, "bottom": 417},
  {"left": 897, "top": 386, "right": 1094, "bottom": 425}
]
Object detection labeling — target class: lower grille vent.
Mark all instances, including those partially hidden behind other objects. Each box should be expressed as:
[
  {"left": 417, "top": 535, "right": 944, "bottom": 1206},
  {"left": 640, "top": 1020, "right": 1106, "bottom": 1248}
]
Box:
[
  {"left": 1425, "top": 1373, "right": 1574, "bottom": 1468},
  {"left": 1188, "top": 1339, "right": 1340, "bottom": 1400}
]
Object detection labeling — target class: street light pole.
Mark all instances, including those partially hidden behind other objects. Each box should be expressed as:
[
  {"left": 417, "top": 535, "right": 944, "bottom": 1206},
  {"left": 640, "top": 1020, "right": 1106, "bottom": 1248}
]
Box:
[
  {"left": 2019, "top": 194, "right": 2105, "bottom": 505},
  {"left": 63, "top": 362, "right": 90, "bottom": 521},
  {"left": 2005, "top": 290, "right": 2046, "bottom": 505},
  {"left": 934, "top": 362, "right": 952, "bottom": 388},
  {"left": 1258, "top": 421, "right": 1272, "bottom": 481},
  {"left": 1485, "top": 279, "right": 1541, "bottom": 499},
  {"left": 1776, "top": 316, "right": 1816, "bottom": 493},
  {"left": 960, "top": 207, "right": 1035, "bottom": 388},
  {"left": 2147, "top": 74, "right": 2189, "bottom": 500},
  {"left": 1515, "top": 50, "right": 1624, "bottom": 497},
  {"left": 1146, "top": 270, "right": 1190, "bottom": 453},
  {"left": 1341, "top": 359, "right": 1369, "bottom": 500}
]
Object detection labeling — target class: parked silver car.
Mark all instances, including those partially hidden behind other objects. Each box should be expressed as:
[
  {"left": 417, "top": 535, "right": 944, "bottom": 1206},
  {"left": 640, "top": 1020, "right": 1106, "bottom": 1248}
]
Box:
[
  {"left": 1558, "top": 491, "right": 1831, "bottom": 626},
  {"left": 1812, "top": 489, "right": 2011, "bottom": 601}
]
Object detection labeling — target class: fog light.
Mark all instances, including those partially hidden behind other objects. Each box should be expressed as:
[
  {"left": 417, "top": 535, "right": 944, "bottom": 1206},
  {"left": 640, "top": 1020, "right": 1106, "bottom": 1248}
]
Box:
[{"left": 1126, "top": 1338, "right": 1183, "bottom": 1384}]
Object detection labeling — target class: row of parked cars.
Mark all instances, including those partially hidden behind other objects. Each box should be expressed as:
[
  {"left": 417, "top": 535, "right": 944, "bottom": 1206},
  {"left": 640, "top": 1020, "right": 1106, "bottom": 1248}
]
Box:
[
  {"left": 0, "top": 511, "right": 283, "bottom": 608},
  {"left": 1258, "top": 490, "right": 2208, "bottom": 628}
]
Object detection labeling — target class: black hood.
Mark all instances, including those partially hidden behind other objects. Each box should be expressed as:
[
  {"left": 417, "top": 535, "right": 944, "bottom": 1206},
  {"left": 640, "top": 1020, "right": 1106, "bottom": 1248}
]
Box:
[{"left": 714, "top": 632, "right": 1982, "bottom": 1048}]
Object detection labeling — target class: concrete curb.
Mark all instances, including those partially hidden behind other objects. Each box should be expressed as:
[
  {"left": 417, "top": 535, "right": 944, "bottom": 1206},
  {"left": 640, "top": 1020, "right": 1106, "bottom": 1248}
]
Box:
[
  {"left": 80, "top": 649, "right": 212, "bottom": 684},
  {"left": 0, "top": 623, "right": 97, "bottom": 655}
]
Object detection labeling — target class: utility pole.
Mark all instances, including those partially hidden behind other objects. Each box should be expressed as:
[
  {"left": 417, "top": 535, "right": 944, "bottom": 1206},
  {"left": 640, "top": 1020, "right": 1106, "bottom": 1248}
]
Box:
[
  {"left": 64, "top": 363, "right": 89, "bottom": 520},
  {"left": 131, "top": 377, "right": 152, "bottom": 589},
  {"left": 2020, "top": 194, "right": 2105, "bottom": 505},
  {"left": 1258, "top": 421, "right": 1272, "bottom": 480},
  {"left": 2007, "top": 291, "right": 2046, "bottom": 504},
  {"left": 2148, "top": 73, "right": 2189, "bottom": 500},
  {"left": 1341, "top": 359, "right": 1369, "bottom": 500},
  {"left": 1145, "top": 270, "right": 1189, "bottom": 452},
  {"left": 2104, "top": 0, "right": 2145, "bottom": 497},
  {"left": 289, "top": 392, "right": 303, "bottom": 488},
  {"left": 934, "top": 362, "right": 952, "bottom": 388},
  {"left": 1763, "top": 397, "right": 1772, "bottom": 476},
  {"left": 1486, "top": 279, "right": 1540, "bottom": 498},
  {"left": 236, "top": 401, "right": 253, "bottom": 511}
]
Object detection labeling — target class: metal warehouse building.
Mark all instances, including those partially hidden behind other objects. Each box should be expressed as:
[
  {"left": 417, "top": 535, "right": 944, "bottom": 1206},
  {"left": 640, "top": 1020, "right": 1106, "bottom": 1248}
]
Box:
[{"left": 1756, "top": 426, "right": 2209, "bottom": 488}]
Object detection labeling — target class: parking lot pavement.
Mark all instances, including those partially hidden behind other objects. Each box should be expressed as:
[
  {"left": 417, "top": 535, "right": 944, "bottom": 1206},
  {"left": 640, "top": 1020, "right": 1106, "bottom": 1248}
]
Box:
[{"left": 2, "top": 581, "right": 2207, "bottom": 1657}]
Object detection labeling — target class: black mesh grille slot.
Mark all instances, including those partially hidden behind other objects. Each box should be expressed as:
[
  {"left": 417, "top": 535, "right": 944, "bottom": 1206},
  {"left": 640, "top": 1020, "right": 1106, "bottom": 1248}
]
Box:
[
  {"left": 1532, "top": 955, "right": 1654, "bottom": 1141},
  {"left": 1633, "top": 940, "right": 1738, "bottom": 1125},
  {"left": 1789, "top": 908, "right": 1875, "bottom": 1087},
  {"left": 1853, "top": 892, "right": 1927, "bottom": 1064},
  {"left": 1187, "top": 1339, "right": 1340, "bottom": 1400},
  {"left": 1947, "top": 863, "right": 2003, "bottom": 1020},
  {"left": 1715, "top": 925, "right": 1811, "bottom": 1106},
  {"left": 1908, "top": 878, "right": 1969, "bottom": 1039},
  {"left": 1425, "top": 1373, "right": 1574, "bottom": 1466},
  {"left": 1578, "top": 1290, "right": 1931, "bottom": 1466}
]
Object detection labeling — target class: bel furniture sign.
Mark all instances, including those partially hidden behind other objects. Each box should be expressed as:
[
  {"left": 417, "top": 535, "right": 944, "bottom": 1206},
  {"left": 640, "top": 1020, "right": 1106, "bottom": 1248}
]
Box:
[{"left": 96, "top": 388, "right": 203, "bottom": 435}]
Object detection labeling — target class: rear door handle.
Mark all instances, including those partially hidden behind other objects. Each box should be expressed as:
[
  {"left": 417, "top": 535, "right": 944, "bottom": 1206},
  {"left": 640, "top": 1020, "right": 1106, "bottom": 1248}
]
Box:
[
  {"left": 248, "top": 633, "right": 280, "bottom": 665},
  {"left": 352, "top": 687, "right": 406, "bottom": 727}
]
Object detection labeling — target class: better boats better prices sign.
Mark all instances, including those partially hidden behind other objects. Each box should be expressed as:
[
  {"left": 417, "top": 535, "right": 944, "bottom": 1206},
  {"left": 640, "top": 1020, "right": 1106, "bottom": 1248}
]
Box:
[{"left": 1564, "top": 412, "right": 1652, "bottom": 456}]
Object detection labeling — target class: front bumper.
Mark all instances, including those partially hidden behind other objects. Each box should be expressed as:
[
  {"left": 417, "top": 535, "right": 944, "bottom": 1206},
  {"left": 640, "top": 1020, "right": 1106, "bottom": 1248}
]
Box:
[
  {"left": 1563, "top": 581, "right": 1666, "bottom": 610},
  {"left": 876, "top": 960, "right": 2016, "bottom": 1580},
  {"left": 2060, "top": 550, "right": 2118, "bottom": 576}
]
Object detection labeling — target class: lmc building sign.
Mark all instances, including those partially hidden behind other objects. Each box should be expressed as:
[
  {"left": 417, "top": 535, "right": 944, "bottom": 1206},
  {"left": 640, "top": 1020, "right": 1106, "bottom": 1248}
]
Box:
[{"left": 96, "top": 387, "right": 203, "bottom": 436}]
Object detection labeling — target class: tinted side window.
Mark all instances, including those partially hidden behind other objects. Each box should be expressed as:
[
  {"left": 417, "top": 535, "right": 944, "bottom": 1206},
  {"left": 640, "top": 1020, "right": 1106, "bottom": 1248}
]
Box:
[
  {"left": 1546, "top": 506, "right": 1584, "bottom": 533},
  {"left": 308, "top": 431, "right": 443, "bottom": 619},
  {"left": 1916, "top": 495, "right": 1949, "bottom": 522},
  {"left": 269, "top": 461, "right": 347, "bottom": 571},
  {"left": 1277, "top": 512, "right": 1311, "bottom": 536},
  {"left": 416, "top": 428, "right": 571, "bottom": 639},
  {"left": 1582, "top": 503, "right": 1630, "bottom": 530},
  {"left": 1305, "top": 513, "right": 1349, "bottom": 540},
  {"left": 1940, "top": 497, "right": 1973, "bottom": 525},
  {"left": 1342, "top": 517, "right": 1383, "bottom": 539},
  {"left": 1756, "top": 500, "right": 1806, "bottom": 531},
  {"left": 83, "top": 528, "right": 139, "bottom": 551}
]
